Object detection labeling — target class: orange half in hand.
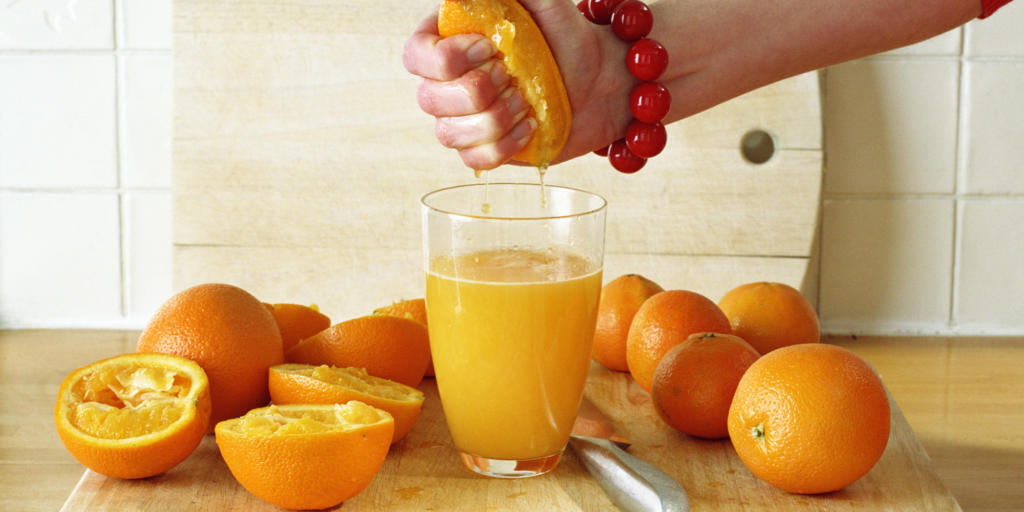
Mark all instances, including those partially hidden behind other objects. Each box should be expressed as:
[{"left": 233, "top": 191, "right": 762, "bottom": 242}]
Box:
[
  {"left": 438, "top": 0, "right": 572, "bottom": 168},
  {"left": 215, "top": 403, "right": 394, "bottom": 510},
  {"left": 54, "top": 353, "right": 212, "bottom": 479},
  {"left": 269, "top": 363, "right": 425, "bottom": 443}
]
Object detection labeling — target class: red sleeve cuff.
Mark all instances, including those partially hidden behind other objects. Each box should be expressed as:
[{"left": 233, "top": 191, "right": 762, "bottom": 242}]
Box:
[{"left": 980, "top": 0, "right": 1013, "bottom": 18}]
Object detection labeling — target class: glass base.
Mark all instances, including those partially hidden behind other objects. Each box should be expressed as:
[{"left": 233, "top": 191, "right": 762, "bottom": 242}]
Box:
[{"left": 459, "top": 450, "right": 563, "bottom": 478}]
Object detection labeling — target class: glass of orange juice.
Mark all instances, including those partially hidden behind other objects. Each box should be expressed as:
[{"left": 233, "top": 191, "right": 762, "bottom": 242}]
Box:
[{"left": 422, "top": 182, "right": 606, "bottom": 478}]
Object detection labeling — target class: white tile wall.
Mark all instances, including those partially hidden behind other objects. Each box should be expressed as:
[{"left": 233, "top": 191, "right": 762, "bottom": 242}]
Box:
[
  {"left": 123, "top": 191, "right": 172, "bottom": 323},
  {"left": 1, "top": 3, "right": 1023, "bottom": 334},
  {"left": 0, "top": 0, "right": 113, "bottom": 49},
  {"left": 0, "top": 55, "right": 117, "bottom": 188},
  {"left": 0, "top": 0, "right": 171, "bottom": 328},
  {"left": 821, "top": 4, "right": 1024, "bottom": 335},
  {"left": 825, "top": 58, "right": 960, "bottom": 195},
  {"left": 118, "top": 0, "right": 173, "bottom": 50},
  {"left": 819, "top": 199, "right": 955, "bottom": 333},
  {"left": 121, "top": 54, "right": 173, "bottom": 188},
  {"left": 961, "top": 60, "right": 1024, "bottom": 194},
  {"left": 0, "top": 192, "right": 122, "bottom": 325},
  {"left": 966, "top": 0, "right": 1024, "bottom": 56},
  {"left": 956, "top": 199, "right": 1024, "bottom": 331}
]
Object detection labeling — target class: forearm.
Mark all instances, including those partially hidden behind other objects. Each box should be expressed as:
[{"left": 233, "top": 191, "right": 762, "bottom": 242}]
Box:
[{"left": 651, "top": 0, "right": 982, "bottom": 122}]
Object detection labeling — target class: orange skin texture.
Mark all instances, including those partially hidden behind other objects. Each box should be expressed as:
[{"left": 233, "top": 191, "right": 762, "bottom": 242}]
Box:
[
  {"left": 717, "top": 281, "right": 820, "bottom": 355},
  {"left": 137, "top": 283, "right": 284, "bottom": 429},
  {"left": 626, "top": 290, "right": 732, "bottom": 393},
  {"left": 265, "top": 303, "right": 331, "bottom": 353},
  {"left": 651, "top": 332, "right": 760, "bottom": 439},
  {"left": 269, "top": 364, "right": 424, "bottom": 443},
  {"left": 54, "top": 353, "right": 212, "bottom": 479},
  {"left": 215, "top": 404, "right": 393, "bottom": 510},
  {"left": 437, "top": 0, "right": 572, "bottom": 167},
  {"left": 592, "top": 274, "right": 664, "bottom": 372},
  {"left": 373, "top": 298, "right": 434, "bottom": 377},
  {"left": 286, "top": 315, "right": 431, "bottom": 388},
  {"left": 727, "top": 343, "right": 891, "bottom": 494}
]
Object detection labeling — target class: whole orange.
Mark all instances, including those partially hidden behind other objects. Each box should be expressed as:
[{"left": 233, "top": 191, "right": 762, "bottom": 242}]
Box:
[
  {"left": 727, "top": 343, "right": 891, "bottom": 494},
  {"left": 265, "top": 303, "right": 331, "bottom": 353},
  {"left": 374, "top": 298, "right": 433, "bottom": 377},
  {"left": 137, "top": 283, "right": 284, "bottom": 428},
  {"left": 651, "top": 332, "right": 760, "bottom": 439},
  {"left": 215, "top": 402, "right": 393, "bottom": 509},
  {"left": 592, "top": 274, "right": 664, "bottom": 372},
  {"left": 286, "top": 315, "right": 430, "bottom": 388},
  {"left": 54, "top": 353, "right": 211, "bottom": 479},
  {"left": 717, "top": 282, "right": 820, "bottom": 354},
  {"left": 626, "top": 290, "right": 732, "bottom": 392}
]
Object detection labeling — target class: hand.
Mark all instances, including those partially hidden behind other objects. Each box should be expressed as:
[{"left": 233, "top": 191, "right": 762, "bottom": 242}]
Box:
[{"left": 402, "top": 0, "right": 634, "bottom": 170}]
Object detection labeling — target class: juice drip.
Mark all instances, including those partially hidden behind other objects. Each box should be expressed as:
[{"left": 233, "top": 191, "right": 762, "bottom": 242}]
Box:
[
  {"left": 537, "top": 164, "right": 548, "bottom": 209},
  {"left": 479, "top": 168, "right": 492, "bottom": 214}
]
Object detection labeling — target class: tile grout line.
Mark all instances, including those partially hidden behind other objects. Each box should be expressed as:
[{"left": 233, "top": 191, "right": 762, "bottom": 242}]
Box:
[
  {"left": 113, "top": 0, "right": 128, "bottom": 320},
  {"left": 949, "top": 28, "right": 970, "bottom": 334}
]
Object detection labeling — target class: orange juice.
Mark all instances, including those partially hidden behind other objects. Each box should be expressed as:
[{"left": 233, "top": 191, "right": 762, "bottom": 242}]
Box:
[{"left": 426, "top": 247, "right": 601, "bottom": 460}]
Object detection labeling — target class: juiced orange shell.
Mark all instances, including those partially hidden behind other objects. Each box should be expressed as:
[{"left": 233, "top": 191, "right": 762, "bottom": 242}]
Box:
[{"left": 438, "top": 0, "right": 572, "bottom": 168}]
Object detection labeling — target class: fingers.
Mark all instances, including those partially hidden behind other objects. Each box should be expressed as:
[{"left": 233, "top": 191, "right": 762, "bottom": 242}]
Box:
[
  {"left": 417, "top": 60, "right": 511, "bottom": 117},
  {"left": 435, "top": 88, "right": 530, "bottom": 148},
  {"left": 402, "top": 12, "right": 496, "bottom": 81},
  {"left": 456, "top": 117, "right": 538, "bottom": 171},
  {"left": 434, "top": 86, "right": 537, "bottom": 171},
  {"left": 401, "top": 9, "right": 539, "bottom": 170}
]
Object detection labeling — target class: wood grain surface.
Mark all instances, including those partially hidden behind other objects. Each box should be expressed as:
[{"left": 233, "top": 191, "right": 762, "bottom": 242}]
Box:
[
  {"left": 59, "top": 361, "right": 959, "bottom": 511},
  {"left": 10, "top": 331, "right": 1024, "bottom": 511},
  {"left": 172, "top": 0, "right": 823, "bottom": 315}
]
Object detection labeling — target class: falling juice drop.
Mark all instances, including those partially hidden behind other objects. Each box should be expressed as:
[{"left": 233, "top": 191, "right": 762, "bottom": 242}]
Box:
[
  {"left": 480, "top": 167, "right": 492, "bottom": 214},
  {"left": 537, "top": 164, "right": 548, "bottom": 209}
]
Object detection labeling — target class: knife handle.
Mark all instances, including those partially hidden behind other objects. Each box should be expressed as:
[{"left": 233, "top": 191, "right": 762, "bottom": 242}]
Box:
[{"left": 569, "top": 436, "right": 690, "bottom": 512}]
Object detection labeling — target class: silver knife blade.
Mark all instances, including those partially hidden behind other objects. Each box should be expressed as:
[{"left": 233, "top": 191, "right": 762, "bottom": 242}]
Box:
[{"left": 570, "top": 397, "right": 690, "bottom": 512}]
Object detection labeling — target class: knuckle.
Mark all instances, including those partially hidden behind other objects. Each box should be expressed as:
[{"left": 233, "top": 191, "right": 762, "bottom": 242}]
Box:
[
  {"left": 434, "top": 119, "right": 458, "bottom": 147},
  {"left": 401, "top": 40, "right": 419, "bottom": 74},
  {"left": 434, "top": 42, "right": 466, "bottom": 80},
  {"left": 416, "top": 82, "right": 439, "bottom": 114},
  {"left": 461, "top": 69, "right": 494, "bottom": 111}
]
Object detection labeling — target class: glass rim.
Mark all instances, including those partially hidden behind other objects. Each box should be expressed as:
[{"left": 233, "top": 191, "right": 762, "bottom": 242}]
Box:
[{"left": 420, "top": 182, "right": 607, "bottom": 221}]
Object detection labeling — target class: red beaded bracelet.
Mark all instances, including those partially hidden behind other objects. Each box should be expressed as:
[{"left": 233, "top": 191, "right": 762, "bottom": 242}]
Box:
[{"left": 577, "top": 0, "right": 670, "bottom": 174}]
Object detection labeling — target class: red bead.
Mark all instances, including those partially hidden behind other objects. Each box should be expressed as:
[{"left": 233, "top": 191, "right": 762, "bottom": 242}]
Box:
[
  {"left": 629, "top": 82, "right": 671, "bottom": 123},
  {"left": 608, "top": 139, "right": 646, "bottom": 173},
  {"left": 587, "top": 0, "right": 626, "bottom": 25},
  {"left": 593, "top": 144, "right": 610, "bottom": 156},
  {"left": 611, "top": 0, "right": 652, "bottom": 41},
  {"left": 627, "top": 38, "right": 668, "bottom": 81},
  {"left": 576, "top": 0, "right": 597, "bottom": 22},
  {"left": 625, "top": 120, "right": 666, "bottom": 158}
]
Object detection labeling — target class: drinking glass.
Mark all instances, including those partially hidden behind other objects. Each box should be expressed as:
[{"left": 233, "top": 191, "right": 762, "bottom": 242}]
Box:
[{"left": 422, "top": 182, "right": 606, "bottom": 478}]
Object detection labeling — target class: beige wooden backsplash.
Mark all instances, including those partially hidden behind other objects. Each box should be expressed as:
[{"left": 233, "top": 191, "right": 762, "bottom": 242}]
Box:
[{"left": 173, "top": 0, "right": 822, "bottom": 320}]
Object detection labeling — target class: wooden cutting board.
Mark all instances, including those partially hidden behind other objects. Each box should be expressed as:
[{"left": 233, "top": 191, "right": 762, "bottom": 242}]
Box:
[
  {"left": 172, "top": 0, "right": 824, "bottom": 315},
  {"left": 61, "top": 362, "right": 960, "bottom": 511}
]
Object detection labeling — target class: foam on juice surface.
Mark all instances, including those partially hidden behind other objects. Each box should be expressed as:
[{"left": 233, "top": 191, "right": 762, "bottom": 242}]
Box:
[{"left": 430, "top": 247, "right": 598, "bottom": 284}]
